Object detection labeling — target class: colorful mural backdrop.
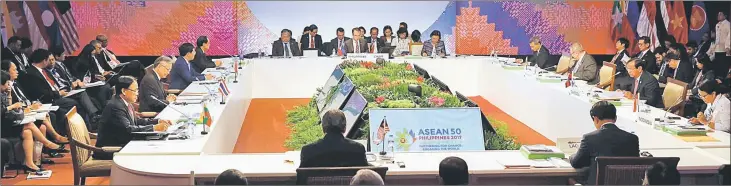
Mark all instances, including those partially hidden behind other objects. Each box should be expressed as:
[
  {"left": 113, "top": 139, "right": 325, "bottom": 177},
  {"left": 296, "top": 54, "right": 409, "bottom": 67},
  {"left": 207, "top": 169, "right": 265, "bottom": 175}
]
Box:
[{"left": 1, "top": 1, "right": 727, "bottom": 56}]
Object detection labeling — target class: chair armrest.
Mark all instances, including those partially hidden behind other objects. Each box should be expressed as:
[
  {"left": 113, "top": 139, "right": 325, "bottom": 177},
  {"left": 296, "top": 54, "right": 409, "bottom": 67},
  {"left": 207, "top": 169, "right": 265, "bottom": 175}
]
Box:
[
  {"left": 101, "top": 146, "right": 122, "bottom": 152},
  {"left": 89, "top": 132, "right": 98, "bottom": 139},
  {"left": 71, "top": 138, "right": 106, "bottom": 153},
  {"left": 139, "top": 112, "right": 158, "bottom": 118},
  {"left": 166, "top": 89, "right": 182, "bottom": 94}
]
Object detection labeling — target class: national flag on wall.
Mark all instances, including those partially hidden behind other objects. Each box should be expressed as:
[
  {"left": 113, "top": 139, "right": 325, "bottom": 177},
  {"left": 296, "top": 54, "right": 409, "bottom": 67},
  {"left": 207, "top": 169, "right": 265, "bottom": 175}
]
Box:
[
  {"left": 49, "top": 1, "right": 79, "bottom": 54},
  {"left": 668, "top": 1, "right": 689, "bottom": 44},
  {"left": 611, "top": 1, "right": 638, "bottom": 55},
  {"left": 660, "top": 1, "right": 672, "bottom": 34},
  {"left": 200, "top": 103, "right": 212, "bottom": 127},
  {"left": 4, "top": 1, "right": 30, "bottom": 40},
  {"left": 637, "top": 1, "right": 660, "bottom": 50},
  {"left": 688, "top": 1, "right": 709, "bottom": 43},
  {"left": 22, "top": 2, "right": 48, "bottom": 50}
]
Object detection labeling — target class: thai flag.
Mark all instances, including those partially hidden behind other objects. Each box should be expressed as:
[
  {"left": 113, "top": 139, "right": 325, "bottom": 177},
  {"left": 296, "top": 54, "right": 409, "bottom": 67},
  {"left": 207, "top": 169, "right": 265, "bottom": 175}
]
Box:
[{"left": 219, "top": 80, "right": 230, "bottom": 96}]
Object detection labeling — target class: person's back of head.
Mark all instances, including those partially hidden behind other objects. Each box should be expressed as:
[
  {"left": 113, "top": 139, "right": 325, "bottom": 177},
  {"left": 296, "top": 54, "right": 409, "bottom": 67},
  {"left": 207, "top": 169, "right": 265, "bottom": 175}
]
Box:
[
  {"left": 350, "top": 169, "right": 384, "bottom": 185},
  {"left": 214, "top": 169, "right": 248, "bottom": 185},
  {"left": 439, "top": 156, "right": 469, "bottom": 185},
  {"left": 322, "top": 110, "right": 346, "bottom": 134},
  {"left": 643, "top": 161, "right": 679, "bottom": 185}
]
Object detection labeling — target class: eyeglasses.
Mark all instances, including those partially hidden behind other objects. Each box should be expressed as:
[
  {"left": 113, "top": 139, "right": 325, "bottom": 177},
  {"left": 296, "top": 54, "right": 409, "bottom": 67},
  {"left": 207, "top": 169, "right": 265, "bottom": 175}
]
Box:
[
  {"left": 699, "top": 92, "right": 711, "bottom": 98},
  {"left": 125, "top": 88, "right": 139, "bottom": 94}
]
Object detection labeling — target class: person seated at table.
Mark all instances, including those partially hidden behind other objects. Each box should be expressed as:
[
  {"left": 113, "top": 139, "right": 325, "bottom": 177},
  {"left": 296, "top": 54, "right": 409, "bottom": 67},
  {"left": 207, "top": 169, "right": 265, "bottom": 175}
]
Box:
[
  {"left": 301, "top": 24, "right": 323, "bottom": 53},
  {"left": 622, "top": 58, "right": 662, "bottom": 108},
  {"left": 300, "top": 110, "right": 368, "bottom": 168},
  {"left": 684, "top": 55, "right": 717, "bottom": 117},
  {"left": 345, "top": 28, "right": 368, "bottom": 54},
  {"left": 392, "top": 28, "right": 411, "bottom": 56},
  {"left": 690, "top": 80, "right": 730, "bottom": 133},
  {"left": 94, "top": 76, "right": 172, "bottom": 160},
  {"left": 635, "top": 36, "right": 659, "bottom": 75},
  {"left": 365, "top": 27, "right": 384, "bottom": 54},
  {"left": 51, "top": 46, "right": 112, "bottom": 110},
  {"left": 1, "top": 71, "right": 67, "bottom": 172},
  {"left": 516, "top": 36, "right": 553, "bottom": 69},
  {"left": 192, "top": 36, "right": 222, "bottom": 74},
  {"left": 169, "top": 43, "right": 213, "bottom": 90},
  {"left": 272, "top": 29, "right": 302, "bottom": 57},
  {"left": 609, "top": 38, "right": 633, "bottom": 89},
  {"left": 214, "top": 169, "right": 249, "bottom": 185},
  {"left": 570, "top": 101, "right": 640, "bottom": 185},
  {"left": 563, "top": 43, "right": 598, "bottom": 84},
  {"left": 139, "top": 56, "right": 176, "bottom": 113},
  {"left": 45, "top": 52, "right": 105, "bottom": 133},
  {"left": 642, "top": 161, "right": 680, "bottom": 185},
  {"left": 665, "top": 43, "right": 695, "bottom": 84},
  {"left": 439, "top": 156, "right": 469, "bottom": 185},
  {"left": 654, "top": 47, "right": 671, "bottom": 81},
  {"left": 381, "top": 25, "right": 395, "bottom": 46},
  {"left": 299, "top": 26, "right": 311, "bottom": 49},
  {"left": 350, "top": 169, "right": 384, "bottom": 185},
  {"left": 330, "top": 27, "right": 351, "bottom": 56},
  {"left": 422, "top": 30, "right": 446, "bottom": 57}
]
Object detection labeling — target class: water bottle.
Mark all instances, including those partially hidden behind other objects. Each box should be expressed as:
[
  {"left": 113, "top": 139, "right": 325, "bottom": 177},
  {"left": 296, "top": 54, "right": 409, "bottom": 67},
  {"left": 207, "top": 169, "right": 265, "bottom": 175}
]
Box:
[
  {"left": 258, "top": 48, "right": 264, "bottom": 58},
  {"left": 387, "top": 134, "right": 395, "bottom": 153},
  {"left": 332, "top": 48, "right": 337, "bottom": 57}
]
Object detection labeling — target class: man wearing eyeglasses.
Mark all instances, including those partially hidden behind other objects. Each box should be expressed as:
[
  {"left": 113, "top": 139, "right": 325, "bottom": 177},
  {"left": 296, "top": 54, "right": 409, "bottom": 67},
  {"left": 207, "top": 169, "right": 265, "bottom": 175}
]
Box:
[{"left": 139, "top": 56, "right": 177, "bottom": 113}]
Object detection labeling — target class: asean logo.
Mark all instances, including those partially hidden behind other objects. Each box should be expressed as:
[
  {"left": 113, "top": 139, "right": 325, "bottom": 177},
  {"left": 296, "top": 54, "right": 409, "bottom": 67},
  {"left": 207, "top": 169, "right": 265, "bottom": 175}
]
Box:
[{"left": 690, "top": 5, "right": 706, "bottom": 31}]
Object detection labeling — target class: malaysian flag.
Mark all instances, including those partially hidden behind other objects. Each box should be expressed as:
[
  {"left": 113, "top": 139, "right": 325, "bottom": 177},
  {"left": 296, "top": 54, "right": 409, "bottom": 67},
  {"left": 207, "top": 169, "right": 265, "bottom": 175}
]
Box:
[{"left": 49, "top": 1, "right": 79, "bottom": 55}]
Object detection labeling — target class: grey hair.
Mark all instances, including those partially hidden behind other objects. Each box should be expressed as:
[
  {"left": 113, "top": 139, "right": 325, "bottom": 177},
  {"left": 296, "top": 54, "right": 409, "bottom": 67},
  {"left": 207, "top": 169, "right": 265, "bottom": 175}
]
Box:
[
  {"left": 322, "top": 110, "right": 346, "bottom": 134},
  {"left": 529, "top": 36, "right": 541, "bottom": 44},
  {"left": 153, "top": 56, "right": 174, "bottom": 68},
  {"left": 350, "top": 169, "right": 384, "bottom": 185}
]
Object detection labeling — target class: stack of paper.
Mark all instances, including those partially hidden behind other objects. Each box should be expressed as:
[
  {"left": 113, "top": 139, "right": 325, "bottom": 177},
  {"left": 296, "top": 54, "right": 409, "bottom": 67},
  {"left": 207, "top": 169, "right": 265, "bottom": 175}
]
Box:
[
  {"left": 663, "top": 125, "right": 707, "bottom": 136},
  {"left": 497, "top": 158, "right": 531, "bottom": 169},
  {"left": 26, "top": 170, "right": 52, "bottom": 180},
  {"left": 520, "top": 145, "right": 565, "bottom": 160},
  {"left": 36, "top": 104, "right": 59, "bottom": 112},
  {"left": 81, "top": 81, "right": 105, "bottom": 88}
]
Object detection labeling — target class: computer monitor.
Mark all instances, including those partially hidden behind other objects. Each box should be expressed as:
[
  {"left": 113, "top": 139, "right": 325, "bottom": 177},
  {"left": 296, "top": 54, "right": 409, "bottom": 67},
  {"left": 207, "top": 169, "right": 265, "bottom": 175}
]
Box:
[
  {"left": 413, "top": 64, "right": 430, "bottom": 79},
  {"left": 431, "top": 76, "right": 451, "bottom": 94},
  {"left": 455, "top": 91, "right": 477, "bottom": 107},
  {"left": 320, "top": 76, "right": 355, "bottom": 119},
  {"left": 342, "top": 89, "right": 367, "bottom": 137},
  {"left": 316, "top": 67, "right": 345, "bottom": 112}
]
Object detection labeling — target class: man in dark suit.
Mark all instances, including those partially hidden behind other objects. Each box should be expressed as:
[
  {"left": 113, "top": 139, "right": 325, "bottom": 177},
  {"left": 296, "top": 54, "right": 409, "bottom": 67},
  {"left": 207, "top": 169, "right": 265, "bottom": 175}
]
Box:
[
  {"left": 570, "top": 101, "right": 640, "bottom": 185},
  {"left": 51, "top": 46, "right": 112, "bottom": 108},
  {"left": 623, "top": 58, "right": 662, "bottom": 108},
  {"left": 611, "top": 38, "right": 632, "bottom": 90},
  {"left": 95, "top": 35, "right": 145, "bottom": 80},
  {"left": 139, "top": 56, "right": 176, "bottom": 112},
  {"left": 300, "top": 110, "right": 368, "bottom": 168},
  {"left": 94, "top": 76, "right": 171, "bottom": 160},
  {"left": 635, "top": 36, "right": 659, "bottom": 74},
  {"left": 697, "top": 32, "right": 712, "bottom": 56},
  {"left": 1, "top": 36, "right": 29, "bottom": 75},
  {"left": 345, "top": 28, "right": 368, "bottom": 54},
  {"left": 300, "top": 24, "right": 323, "bottom": 53},
  {"left": 365, "top": 27, "right": 384, "bottom": 54},
  {"left": 666, "top": 44, "right": 694, "bottom": 84},
  {"left": 169, "top": 43, "right": 212, "bottom": 90},
  {"left": 191, "top": 36, "right": 221, "bottom": 73},
  {"left": 517, "top": 37, "right": 554, "bottom": 69},
  {"left": 330, "top": 27, "right": 351, "bottom": 57},
  {"left": 272, "top": 29, "right": 302, "bottom": 57}
]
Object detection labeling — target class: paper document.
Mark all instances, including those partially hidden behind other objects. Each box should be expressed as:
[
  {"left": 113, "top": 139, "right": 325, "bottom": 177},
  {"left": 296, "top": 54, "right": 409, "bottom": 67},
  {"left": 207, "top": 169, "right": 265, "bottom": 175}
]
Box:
[
  {"left": 63, "top": 89, "right": 86, "bottom": 98},
  {"left": 598, "top": 91, "right": 624, "bottom": 100},
  {"left": 20, "top": 114, "right": 36, "bottom": 124},
  {"left": 26, "top": 170, "right": 52, "bottom": 180},
  {"left": 81, "top": 81, "right": 105, "bottom": 88},
  {"left": 530, "top": 159, "right": 557, "bottom": 168},
  {"left": 36, "top": 104, "right": 59, "bottom": 112},
  {"left": 176, "top": 95, "right": 206, "bottom": 100}
]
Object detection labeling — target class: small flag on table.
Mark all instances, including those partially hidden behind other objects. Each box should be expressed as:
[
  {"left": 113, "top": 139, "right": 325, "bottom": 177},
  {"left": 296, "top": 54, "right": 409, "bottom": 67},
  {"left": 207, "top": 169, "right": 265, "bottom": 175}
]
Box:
[
  {"left": 219, "top": 80, "right": 230, "bottom": 95},
  {"left": 564, "top": 70, "right": 573, "bottom": 88},
  {"left": 200, "top": 103, "right": 212, "bottom": 127}
]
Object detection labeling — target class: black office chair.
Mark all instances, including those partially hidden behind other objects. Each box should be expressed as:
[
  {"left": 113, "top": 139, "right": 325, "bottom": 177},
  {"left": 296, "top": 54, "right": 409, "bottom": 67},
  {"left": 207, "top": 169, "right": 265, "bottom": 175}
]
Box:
[
  {"left": 322, "top": 42, "right": 333, "bottom": 56},
  {"left": 296, "top": 166, "right": 387, "bottom": 185},
  {"left": 595, "top": 157, "right": 680, "bottom": 185},
  {"left": 720, "top": 164, "right": 731, "bottom": 185}
]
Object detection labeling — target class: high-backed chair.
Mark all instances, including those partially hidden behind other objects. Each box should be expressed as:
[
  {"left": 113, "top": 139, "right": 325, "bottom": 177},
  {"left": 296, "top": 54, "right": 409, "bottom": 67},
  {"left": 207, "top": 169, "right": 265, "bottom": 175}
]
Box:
[
  {"left": 720, "top": 164, "right": 731, "bottom": 185},
  {"left": 598, "top": 62, "right": 617, "bottom": 91},
  {"left": 296, "top": 166, "right": 387, "bottom": 185},
  {"left": 595, "top": 157, "right": 680, "bottom": 185},
  {"left": 65, "top": 106, "right": 122, "bottom": 185},
  {"left": 556, "top": 55, "right": 573, "bottom": 74},
  {"left": 663, "top": 78, "right": 689, "bottom": 115},
  {"left": 409, "top": 42, "right": 423, "bottom": 56}
]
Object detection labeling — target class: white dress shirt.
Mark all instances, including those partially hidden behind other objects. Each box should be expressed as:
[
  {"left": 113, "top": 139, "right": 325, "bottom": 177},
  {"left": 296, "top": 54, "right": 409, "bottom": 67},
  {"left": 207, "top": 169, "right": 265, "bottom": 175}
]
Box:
[
  {"left": 714, "top": 20, "right": 730, "bottom": 53},
  {"left": 392, "top": 38, "right": 410, "bottom": 56},
  {"left": 572, "top": 52, "right": 586, "bottom": 74},
  {"left": 705, "top": 94, "right": 730, "bottom": 133},
  {"left": 34, "top": 65, "right": 59, "bottom": 91},
  {"left": 92, "top": 55, "right": 106, "bottom": 74}
]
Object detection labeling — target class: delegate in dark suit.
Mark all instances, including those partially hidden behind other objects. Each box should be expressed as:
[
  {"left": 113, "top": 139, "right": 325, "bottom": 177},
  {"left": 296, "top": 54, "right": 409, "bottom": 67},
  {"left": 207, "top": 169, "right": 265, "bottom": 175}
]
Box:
[
  {"left": 330, "top": 37, "right": 351, "bottom": 55},
  {"left": 299, "top": 133, "right": 369, "bottom": 168},
  {"left": 97, "top": 49, "right": 145, "bottom": 80},
  {"left": 530, "top": 45, "right": 555, "bottom": 69},
  {"left": 612, "top": 49, "right": 633, "bottom": 90},
  {"left": 572, "top": 53, "right": 599, "bottom": 84},
  {"left": 271, "top": 39, "right": 302, "bottom": 57},
  {"left": 570, "top": 123, "right": 640, "bottom": 185},
  {"left": 631, "top": 71, "right": 662, "bottom": 108},
  {"left": 54, "top": 60, "right": 112, "bottom": 108},
  {"left": 19, "top": 66, "right": 85, "bottom": 118},
  {"left": 94, "top": 96, "right": 158, "bottom": 160},
  {"left": 634, "top": 50, "right": 659, "bottom": 75},
  {"left": 344, "top": 38, "right": 368, "bottom": 54},
  {"left": 2, "top": 47, "right": 29, "bottom": 74},
  {"left": 671, "top": 58, "right": 694, "bottom": 84},
  {"left": 364, "top": 37, "right": 385, "bottom": 53},
  {"left": 168, "top": 57, "right": 205, "bottom": 90},
  {"left": 139, "top": 72, "right": 167, "bottom": 112},
  {"left": 300, "top": 34, "right": 323, "bottom": 52},
  {"left": 191, "top": 47, "right": 215, "bottom": 74}
]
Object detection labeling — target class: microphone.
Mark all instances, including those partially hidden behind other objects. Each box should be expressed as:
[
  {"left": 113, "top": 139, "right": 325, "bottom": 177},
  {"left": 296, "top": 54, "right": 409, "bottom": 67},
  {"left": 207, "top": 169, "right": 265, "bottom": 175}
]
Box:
[
  {"left": 150, "top": 95, "right": 206, "bottom": 136},
  {"left": 150, "top": 95, "right": 194, "bottom": 121},
  {"left": 661, "top": 95, "right": 685, "bottom": 122},
  {"left": 216, "top": 46, "right": 238, "bottom": 60}
]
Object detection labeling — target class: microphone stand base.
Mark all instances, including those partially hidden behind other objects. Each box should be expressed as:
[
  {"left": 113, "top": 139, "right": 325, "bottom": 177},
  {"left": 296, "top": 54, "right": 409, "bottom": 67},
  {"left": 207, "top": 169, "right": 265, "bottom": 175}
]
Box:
[
  {"left": 233, "top": 80, "right": 238, "bottom": 83},
  {"left": 220, "top": 101, "right": 226, "bottom": 105},
  {"left": 200, "top": 131, "right": 208, "bottom": 135}
]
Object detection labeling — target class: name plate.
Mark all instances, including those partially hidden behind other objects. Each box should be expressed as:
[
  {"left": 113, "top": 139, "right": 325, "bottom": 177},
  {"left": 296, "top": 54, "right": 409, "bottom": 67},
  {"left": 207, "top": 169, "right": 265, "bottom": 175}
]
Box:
[
  {"left": 347, "top": 53, "right": 389, "bottom": 60},
  {"left": 556, "top": 137, "right": 582, "bottom": 154}
]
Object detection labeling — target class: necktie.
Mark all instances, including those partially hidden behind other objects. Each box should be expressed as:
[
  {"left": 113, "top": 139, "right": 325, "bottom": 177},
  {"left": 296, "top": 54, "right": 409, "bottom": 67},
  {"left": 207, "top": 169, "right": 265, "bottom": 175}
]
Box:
[
  {"left": 337, "top": 40, "right": 343, "bottom": 56},
  {"left": 284, "top": 43, "right": 291, "bottom": 57},
  {"left": 695, "top": 72, "right": 703, "bottom": 87},
  {"left": 632, "top": 78, "right": 640, "bottom": 112},
  {"left": 309, "top": 36, "right": 314, "bottom": 48},
  {"left": 611, "top": 52, "right": 620, "bottom": 63},
  {"left": 12, "top": 85, "right": 30, "bottom": 105},
  {"left": 127, "top": 103, "right": 136, "bottom": 125},
  {"left": 42, "top": 70, "right": 58, "bottom": 91},
  {"left": 355, "top": 41, "right": 360, "bottom": 53},
  {"left": 633, "top": 78, "right": 640, "bottom": 95}
]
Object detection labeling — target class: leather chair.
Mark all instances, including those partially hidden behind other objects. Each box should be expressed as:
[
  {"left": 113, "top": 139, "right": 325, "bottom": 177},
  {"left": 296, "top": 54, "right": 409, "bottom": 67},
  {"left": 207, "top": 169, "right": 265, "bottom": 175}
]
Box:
[
  {"left": 408, "top": 42, "right": 423, "bottom": 56},
  {"left": 65, "top": 106, "right": 121, "bottom": 185},
  {"left": 663, "top": 78, "right": 689, "bottom": 115},
  {"left": 597, "top": 62, "right": 617, "bottom": 91},
  {"left": 296, "top": 166, "right": 387, "bottom": 185},
  {"left": 595, "top": 157, "right": 680, "bottom": 185},
  {"left": 556, "top": 55, "right": 573, "bottom": 74}
]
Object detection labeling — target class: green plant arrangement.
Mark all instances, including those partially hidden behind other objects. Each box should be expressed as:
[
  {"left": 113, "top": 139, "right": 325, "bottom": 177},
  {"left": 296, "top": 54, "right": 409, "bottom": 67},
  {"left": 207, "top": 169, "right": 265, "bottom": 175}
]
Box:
[{"left": 284, "top": 60, "right": 521, "bottom": 150}]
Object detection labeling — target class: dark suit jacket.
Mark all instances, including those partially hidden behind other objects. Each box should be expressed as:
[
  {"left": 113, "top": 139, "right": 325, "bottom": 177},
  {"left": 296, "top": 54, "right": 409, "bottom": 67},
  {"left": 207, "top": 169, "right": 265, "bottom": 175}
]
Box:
[
  {"left": 139, "top": 72, "right": 167, "bottom": 112},
  {"left": 18, "top": 66, "right": 62, "bottom": 104},
  {"left": 634, "top": 50, "right": 659, "bottom": 74},
  {"left": 631, "top": 71, "right": 662, "bottom": 108},
  {"left": 530, "top": 46, "right": 554, "bottom": 69},
  {"left": 612, "top": 49, "right": 630, "bottom": 75},
  {"left": 365, "top": 36, "right": 385, "bottom": 53},
  {"left": 271, "top": 39, "right": 302, "bottom": 57},
  {"left": 72, "top": 55, "right": 106, "bottom": 81},
  {"left": 344, "top": 38, "right": 368, "bottom": 54},
  {"left": 300, "top": 133, "right": 369, "bottom": 168},
  {"left": 330, "top": 37, "right": 351, "bottom": 55},
  {"left": 300, "top": 34, "right": 323, "bottom": 51},
  {"left": 94, "top": 96, "right": 157, "bottom": 159},
  {"left": 49, "top": 62, "right": 78, "bottom": 92},
  {"left": 192, "top": 47, "right": 215, "bottom": 74},
  {"left": 698, "top": 41, "right": 712, "bottom": 55},
  {"left": 169, "top": 57, "right": 205, "bottom": 90},
  {"left": 2, "top": 47, "right": 28, "bottom": 75},
  {"left": 570, "top": 123, "right": 640, "bottom": 185},
  {"left": 689, "top": 70, "right": 716, "bottom": 96},
  {"left": 672, "top": 58, "right": 694, "bottom": 84}
]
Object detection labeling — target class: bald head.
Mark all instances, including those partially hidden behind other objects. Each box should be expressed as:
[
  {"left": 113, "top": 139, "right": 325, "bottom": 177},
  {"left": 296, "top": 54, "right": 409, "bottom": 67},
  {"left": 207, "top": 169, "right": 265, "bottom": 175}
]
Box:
[
  {"left": 350, "top": 169, "right": 384, "bottom": 185},
  {"left": 570, "top": 43, "right": 585, "bottom": 59}
]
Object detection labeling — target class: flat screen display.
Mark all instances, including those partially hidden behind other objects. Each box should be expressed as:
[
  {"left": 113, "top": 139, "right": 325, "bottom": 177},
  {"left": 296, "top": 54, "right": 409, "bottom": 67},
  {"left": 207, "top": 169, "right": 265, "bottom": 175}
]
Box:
[
  {"left": 342, "top": 89, "right": 367, "bottom": 136},
  {"left": 316, "top": 67, "right": 345, "bottom": 111},
  {"left": 320, "top": 76, "right": 354, "bottom": 119}
]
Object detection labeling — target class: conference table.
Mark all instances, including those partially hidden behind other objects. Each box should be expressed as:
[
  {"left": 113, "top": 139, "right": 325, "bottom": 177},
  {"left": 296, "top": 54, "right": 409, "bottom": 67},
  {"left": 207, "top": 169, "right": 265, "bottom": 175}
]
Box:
[{"left": 110, "top": 56, "right": 730, "bottom": 185}]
